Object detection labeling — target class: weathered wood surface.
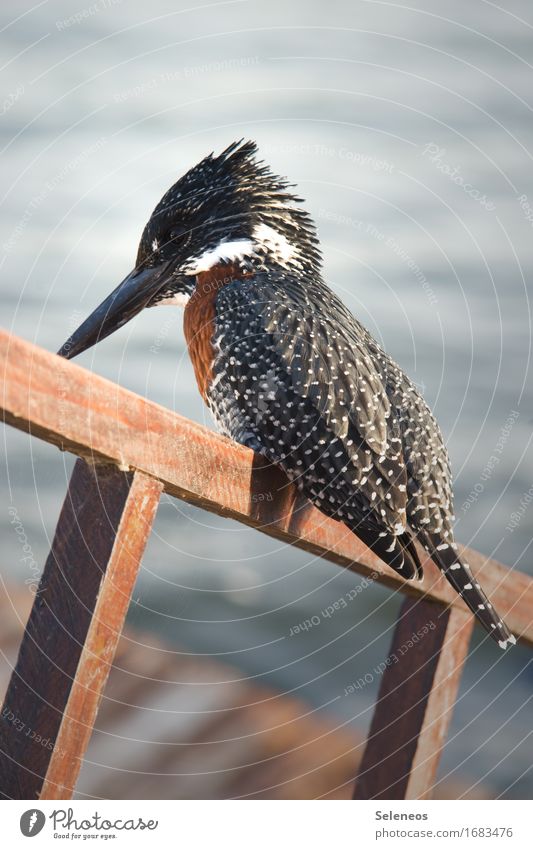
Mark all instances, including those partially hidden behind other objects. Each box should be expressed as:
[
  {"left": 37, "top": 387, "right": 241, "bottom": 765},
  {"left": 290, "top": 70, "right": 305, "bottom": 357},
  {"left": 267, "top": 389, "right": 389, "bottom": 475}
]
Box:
[
  {"left": 1, "top": 329, "right": 531, "bottom": 644},
  {"left": 0, "top": 459, "right": 161, "bottom": 800},
  {"left": 353, "top": 596, "right": 474, "bottom": 799}
]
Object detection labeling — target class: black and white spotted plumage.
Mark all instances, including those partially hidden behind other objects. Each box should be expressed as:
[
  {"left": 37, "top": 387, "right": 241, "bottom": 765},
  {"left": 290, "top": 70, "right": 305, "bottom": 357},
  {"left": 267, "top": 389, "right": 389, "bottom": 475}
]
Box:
[
  {"left": 59, "top": 140, "right": 515, "bottom": 649},
  {"left": 206, "top": 269, "right": 514, "bottom": 648}
]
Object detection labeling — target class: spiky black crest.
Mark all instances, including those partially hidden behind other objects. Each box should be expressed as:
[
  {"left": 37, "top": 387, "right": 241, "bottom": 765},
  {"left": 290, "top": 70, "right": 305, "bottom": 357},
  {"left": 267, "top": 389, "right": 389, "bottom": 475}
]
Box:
[{"left": 136, "top": 140, "right": 321, "bottom": 273}]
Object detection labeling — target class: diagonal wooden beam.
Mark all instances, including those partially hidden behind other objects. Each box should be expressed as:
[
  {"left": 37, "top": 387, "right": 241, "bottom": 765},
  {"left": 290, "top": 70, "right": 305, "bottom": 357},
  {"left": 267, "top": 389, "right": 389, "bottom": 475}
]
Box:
[
  {"left": 1, "top": 328, "right": 531, "bottom": 644},
  {"left": 0, "top": 459, "right": 162, "bottom": 800},
  {"left": 353, "top": 595, "right": 474, "bottom": 799}
]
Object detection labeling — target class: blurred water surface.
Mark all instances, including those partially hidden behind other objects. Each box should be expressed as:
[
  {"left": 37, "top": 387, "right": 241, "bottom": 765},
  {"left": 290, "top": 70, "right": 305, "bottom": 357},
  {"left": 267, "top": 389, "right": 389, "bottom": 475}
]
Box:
[{"left": 1, "top": 0, "right": 532, "bottom": 797}]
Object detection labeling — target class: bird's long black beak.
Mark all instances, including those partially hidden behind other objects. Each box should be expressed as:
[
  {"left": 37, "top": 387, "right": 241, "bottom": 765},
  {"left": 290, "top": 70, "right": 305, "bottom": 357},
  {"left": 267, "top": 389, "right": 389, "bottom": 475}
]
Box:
[{"left": 57, "top": 262, "right": 173, "bottom": 359}]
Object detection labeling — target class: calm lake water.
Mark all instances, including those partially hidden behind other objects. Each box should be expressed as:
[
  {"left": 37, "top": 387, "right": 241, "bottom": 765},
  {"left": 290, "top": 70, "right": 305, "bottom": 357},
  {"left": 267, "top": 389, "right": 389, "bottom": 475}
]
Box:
[{"left": 1, "top": 0, "right": 532, "bottom": 797}]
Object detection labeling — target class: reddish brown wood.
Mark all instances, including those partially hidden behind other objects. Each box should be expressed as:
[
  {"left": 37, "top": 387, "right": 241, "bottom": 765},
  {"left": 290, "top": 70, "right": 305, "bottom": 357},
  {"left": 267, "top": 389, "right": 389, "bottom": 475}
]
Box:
[
  {"left": 1, "top": 329, "right": 529, "bottom": 644},
  {"left": 353, "top": 596, "right": 474, "bottom": 800},
  {"left": 0, "top": 459, "right": 161, "bottom": 800}
]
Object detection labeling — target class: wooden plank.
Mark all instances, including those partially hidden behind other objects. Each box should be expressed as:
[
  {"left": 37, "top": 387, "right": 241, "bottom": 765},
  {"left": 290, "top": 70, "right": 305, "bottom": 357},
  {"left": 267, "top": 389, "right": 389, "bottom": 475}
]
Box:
[
  {"left": 1, "top": 328, "right": 531, "bottom": 645},
  {"left": 353, "top": 596, "right": 474, "bottom": 799},
  {"left": 0, "top": 459, "right": 161, "bottom": 800}
]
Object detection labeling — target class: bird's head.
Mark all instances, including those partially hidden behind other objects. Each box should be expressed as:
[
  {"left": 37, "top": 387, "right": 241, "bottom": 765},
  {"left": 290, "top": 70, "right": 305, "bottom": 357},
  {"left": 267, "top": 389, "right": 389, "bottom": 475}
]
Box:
[{"left": 58, "top": 140, "right": 321, "bottom": 359}]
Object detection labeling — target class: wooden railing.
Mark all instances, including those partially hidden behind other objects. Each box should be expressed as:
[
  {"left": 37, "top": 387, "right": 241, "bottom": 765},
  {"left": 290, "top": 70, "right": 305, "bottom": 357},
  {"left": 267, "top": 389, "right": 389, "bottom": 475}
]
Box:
[{"left": 0, "top": 328, "right": 531, "bottom": 800}]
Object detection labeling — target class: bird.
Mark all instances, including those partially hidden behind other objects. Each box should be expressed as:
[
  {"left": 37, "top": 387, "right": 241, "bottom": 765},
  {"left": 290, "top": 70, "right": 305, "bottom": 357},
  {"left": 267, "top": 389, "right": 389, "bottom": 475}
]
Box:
[{"left": 58, "top": 139, "right": 515, "bottom": 649}]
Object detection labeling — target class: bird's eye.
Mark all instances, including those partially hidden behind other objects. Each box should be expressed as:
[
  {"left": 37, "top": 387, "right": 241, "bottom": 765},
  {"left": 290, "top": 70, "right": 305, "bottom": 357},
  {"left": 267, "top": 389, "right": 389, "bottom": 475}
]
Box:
[
  {"left": 169, "top": 224, "right": 189, "bottom": 241},
  {"left": 169, "top": 225, "right": 192, "bottom": 252}
]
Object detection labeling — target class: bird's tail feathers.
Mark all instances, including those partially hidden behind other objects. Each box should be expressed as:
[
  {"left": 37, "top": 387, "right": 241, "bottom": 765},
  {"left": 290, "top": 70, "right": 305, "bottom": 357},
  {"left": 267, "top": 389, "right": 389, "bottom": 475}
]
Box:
[
  {"left": 348, "top": 523, "right": 423, "bottom": 582},
  {"left": 422, "top": 533, "right": 515, "bottom": 649}
]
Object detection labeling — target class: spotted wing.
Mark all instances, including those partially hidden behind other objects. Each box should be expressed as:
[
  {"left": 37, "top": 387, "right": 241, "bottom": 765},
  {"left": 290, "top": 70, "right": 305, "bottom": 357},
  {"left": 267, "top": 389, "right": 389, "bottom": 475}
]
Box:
[{"left": 210, "top": 272, "right": 420, "bottom": 579}]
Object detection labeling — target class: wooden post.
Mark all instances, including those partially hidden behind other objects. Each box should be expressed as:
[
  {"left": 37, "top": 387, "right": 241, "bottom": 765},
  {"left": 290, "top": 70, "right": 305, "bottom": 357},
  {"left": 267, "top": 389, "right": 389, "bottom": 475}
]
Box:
[
  {"left": 0, "top": 459, "right": 162, "bottom": 800},
  {"left": 353, "top": 595, "right": 474, "bottom": 800}
]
